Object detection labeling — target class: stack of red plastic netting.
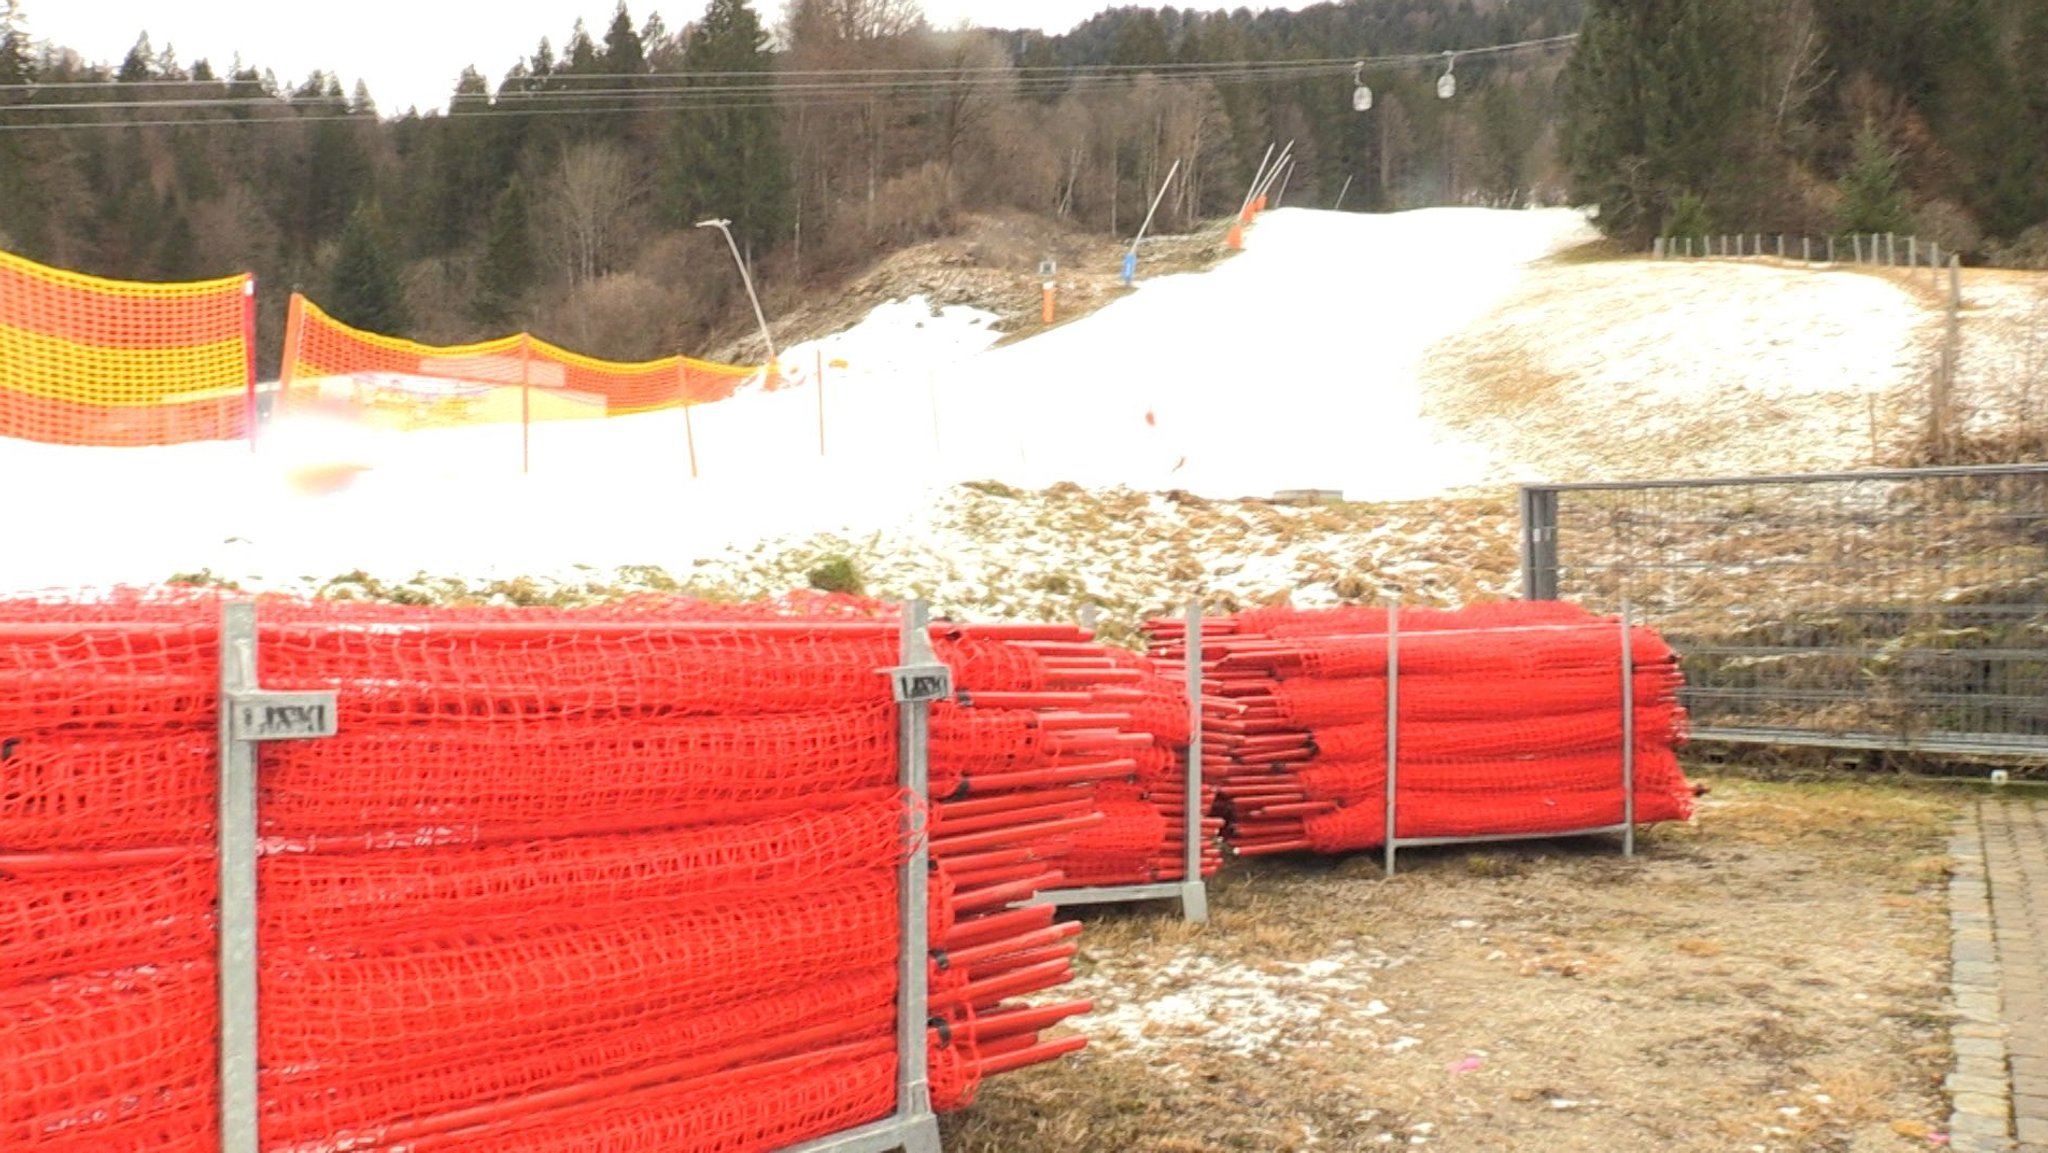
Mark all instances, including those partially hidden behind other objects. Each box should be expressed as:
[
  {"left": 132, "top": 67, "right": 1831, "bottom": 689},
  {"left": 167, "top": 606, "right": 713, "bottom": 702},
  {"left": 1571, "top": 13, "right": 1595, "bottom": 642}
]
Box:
[
  {"left": 0, "top": 589, "right": 1087, "bottom": 1152},
  {"left": 1149, "top": 602, "right": 1697, "bottom": 857}
]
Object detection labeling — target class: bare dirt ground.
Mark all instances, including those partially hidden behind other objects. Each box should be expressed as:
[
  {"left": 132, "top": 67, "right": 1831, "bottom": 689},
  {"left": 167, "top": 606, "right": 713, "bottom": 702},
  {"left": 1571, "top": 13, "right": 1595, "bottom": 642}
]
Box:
[
  {"left": 743, "top": 209, "right": 1237, "bottom": 362},
  {"left": 941, "top": 776, "right": 1962, "bottom": 1153}
]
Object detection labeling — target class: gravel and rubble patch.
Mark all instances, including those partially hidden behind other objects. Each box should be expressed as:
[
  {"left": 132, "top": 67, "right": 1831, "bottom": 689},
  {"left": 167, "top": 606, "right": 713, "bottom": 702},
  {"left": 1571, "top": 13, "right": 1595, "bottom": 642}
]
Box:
[{"left": 275, "top": 484, "right": 1526, "bottom": 643}]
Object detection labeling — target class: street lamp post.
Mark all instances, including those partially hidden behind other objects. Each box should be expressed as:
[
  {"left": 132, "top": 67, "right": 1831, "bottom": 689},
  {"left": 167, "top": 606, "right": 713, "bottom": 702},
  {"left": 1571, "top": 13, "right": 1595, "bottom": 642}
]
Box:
[{"left": 696, "top": 218, "right": 778, "bottom": 372}]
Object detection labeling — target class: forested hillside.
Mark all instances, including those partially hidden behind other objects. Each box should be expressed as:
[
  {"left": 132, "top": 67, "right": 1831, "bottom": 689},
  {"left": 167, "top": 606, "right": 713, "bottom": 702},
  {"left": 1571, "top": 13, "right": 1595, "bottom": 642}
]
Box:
[
  {"left": 1562, "top": 0, "right": 2048, "bottom": 257},
  {"left": 1, "top": 0, "right": 2040, "bottom": 374},
  {"left": 0, "top": 0, "right": 1584, "bottom": 370}
]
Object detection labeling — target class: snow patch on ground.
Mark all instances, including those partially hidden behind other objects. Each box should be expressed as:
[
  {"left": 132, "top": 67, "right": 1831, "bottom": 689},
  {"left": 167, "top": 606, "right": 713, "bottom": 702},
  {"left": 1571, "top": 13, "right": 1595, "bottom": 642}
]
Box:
[
  {"left": 6, "top": 207, "right": 2041, "bottom": 600},
  {"left": 0, "top": 207, "right": 1593, "bottom": 596},
  {"left": 1069, "top": 943, "right": 1415, "bottom": 1067},
  {"left": 1424, "top": 259, "right": 1940, "bottom": 483}
]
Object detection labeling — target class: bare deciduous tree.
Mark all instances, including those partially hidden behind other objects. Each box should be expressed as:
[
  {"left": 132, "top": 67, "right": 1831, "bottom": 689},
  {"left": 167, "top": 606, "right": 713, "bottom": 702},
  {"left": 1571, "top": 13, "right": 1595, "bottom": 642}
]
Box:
[
  {"left": 1762, "top": 0, "right": 1830, "bottom": 143},
  {"left": 921, "top": 30, "right": 1012, "bottom": 205},
  {"left": 538, "top": 140, "right": 645, "bottom": 288},
  {"left": 785, "top": 0, "right": 926, "bottom": 46}
]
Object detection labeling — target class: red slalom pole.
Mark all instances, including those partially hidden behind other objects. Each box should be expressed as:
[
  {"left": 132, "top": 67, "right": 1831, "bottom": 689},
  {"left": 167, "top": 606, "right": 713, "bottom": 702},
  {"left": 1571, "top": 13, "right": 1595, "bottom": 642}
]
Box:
[
  {"left": 959, "top": 999, "right": 1093, "bottom": 1042},
  {"left": 941, "top": 923, "right": 1084, "bottom": 971},
  {"left": 970, "top": 1035, "right": 1089, "bottom": 1078},
  {"left": 939, "top": 906, "right": 1057, "bottom": 950}
]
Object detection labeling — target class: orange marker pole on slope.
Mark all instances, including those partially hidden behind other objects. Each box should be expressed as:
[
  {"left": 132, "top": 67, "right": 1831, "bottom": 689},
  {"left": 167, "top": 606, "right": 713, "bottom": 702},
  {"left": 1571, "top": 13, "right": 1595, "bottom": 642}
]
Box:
[
  {"left": 677, "top": 361, "right": 699, "bottom": 480},
  {"left": 1043, "top": 280, "right": 1056, "bottom": 326}
]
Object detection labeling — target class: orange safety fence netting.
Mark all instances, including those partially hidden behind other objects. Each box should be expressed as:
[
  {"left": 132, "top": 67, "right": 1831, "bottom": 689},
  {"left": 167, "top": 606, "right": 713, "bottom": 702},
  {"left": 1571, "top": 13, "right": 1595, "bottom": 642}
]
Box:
[
  {"left": 278, "top": 293, "right": 756, "bottom": 430},
  {"left": 0, "top": 590, "right": 1091, "bottom": 1152},
  {"left": 0, "top": 248, "right": 253, "bottom": 446}
]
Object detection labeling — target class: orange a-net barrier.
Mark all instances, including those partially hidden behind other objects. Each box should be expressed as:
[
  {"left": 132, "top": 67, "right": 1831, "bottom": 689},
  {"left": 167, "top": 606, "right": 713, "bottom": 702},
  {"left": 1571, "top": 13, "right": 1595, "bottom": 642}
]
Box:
[
  {"left": 0, "top": 249, "right": 254, "bottom": 446},
  {"left": 0, "top": 589, "right": 1102, "bottom": 1151},
  {"left": 278, "top": 293, "right": 755, "bottom": 432},
  {"left": 1153, "top": 601, "right": 1698, "bottom": 857}
]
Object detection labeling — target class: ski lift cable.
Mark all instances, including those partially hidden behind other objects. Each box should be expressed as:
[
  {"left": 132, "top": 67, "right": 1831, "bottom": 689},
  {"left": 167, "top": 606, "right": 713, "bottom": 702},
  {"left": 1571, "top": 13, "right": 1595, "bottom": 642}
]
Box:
[
  {"left": 0, "top": 33, "right": 1580, "bottom": 126},
  {"left": 0, "top": 61, "right": 1362, "bottom": 113},
  {"left": 11, "top": 33, "right": 1578, "bottom": 91},
  {"left": 0, "top": 74, "right": 1338, "bottom": 125}
]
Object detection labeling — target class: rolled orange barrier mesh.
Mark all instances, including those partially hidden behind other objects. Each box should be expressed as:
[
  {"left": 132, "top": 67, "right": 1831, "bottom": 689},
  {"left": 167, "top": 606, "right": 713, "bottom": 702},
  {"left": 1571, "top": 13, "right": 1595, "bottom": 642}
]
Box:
[{"left": 1147, "top": 602, "right": 1697, "bottom": 858}]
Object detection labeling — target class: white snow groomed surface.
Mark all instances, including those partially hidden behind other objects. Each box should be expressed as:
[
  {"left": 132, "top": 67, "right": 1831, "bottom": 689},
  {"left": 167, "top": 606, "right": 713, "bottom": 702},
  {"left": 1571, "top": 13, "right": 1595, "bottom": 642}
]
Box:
[{"left": 3, "top": 205, "right": 2002, "bottom": 596}]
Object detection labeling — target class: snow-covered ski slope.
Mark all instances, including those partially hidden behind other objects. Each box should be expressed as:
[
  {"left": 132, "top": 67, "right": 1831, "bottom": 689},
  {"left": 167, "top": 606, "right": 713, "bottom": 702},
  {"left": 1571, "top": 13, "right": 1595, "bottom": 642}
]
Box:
[{"left": 4, "top": 206, "right": 1965, "bottom": 594}]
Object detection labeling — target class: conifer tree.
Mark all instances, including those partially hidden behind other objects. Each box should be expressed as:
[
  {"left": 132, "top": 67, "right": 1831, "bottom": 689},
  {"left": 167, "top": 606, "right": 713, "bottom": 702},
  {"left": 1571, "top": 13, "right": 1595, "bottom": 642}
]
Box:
[
  {"left": 664, "top": 0, "right": 789, "bottom": 256},
  {"left": 601, "top": 4, "right": 645, "bottom": 75},
  {"left": 473, "top": 175, "right": 534, "bottom": 327},
  {"left": 326, "top": 204, "right": 409, "bottom": 333},
  {"left": 0, "top": 0, "right": 36, "bottom": 252},
  {"left": 1562, "top": 0, "right": 1762, "bottom": 244},
  {"left": 1836, "top": 122, "right": 1912, "bottom": 237},
  {"left": 592, "top": 3, "right": 646, "bottom": 142},
  {"left": 0, "top": 0, "right": 33, "bottom": 87},
  {"left": 117, "top": 33, "right": 153, "bottom": 82}
]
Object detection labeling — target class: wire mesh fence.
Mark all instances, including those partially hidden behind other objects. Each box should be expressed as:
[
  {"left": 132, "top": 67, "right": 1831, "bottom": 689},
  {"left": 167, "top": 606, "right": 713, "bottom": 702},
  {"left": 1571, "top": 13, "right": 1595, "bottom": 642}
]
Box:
[{"left": 1522, "top": 465, "right": 2048, "bottom": 758}]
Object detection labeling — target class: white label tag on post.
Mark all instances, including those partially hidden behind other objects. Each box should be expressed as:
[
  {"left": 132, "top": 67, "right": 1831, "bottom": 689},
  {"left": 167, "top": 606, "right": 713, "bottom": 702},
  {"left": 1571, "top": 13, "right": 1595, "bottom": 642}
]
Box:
[
  {"left": 889, "top": 664, "right": 953, "bottom": 704},
  {"left": 229, "top": 691, "right": 340, "bottom": 740}
]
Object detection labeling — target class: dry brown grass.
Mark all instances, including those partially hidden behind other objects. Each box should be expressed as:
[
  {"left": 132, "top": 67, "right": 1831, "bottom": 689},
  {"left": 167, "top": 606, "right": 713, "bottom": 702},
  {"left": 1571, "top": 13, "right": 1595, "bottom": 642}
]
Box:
[{"left": 941, "top": 774, "right": 1963, "bottom": 1152}]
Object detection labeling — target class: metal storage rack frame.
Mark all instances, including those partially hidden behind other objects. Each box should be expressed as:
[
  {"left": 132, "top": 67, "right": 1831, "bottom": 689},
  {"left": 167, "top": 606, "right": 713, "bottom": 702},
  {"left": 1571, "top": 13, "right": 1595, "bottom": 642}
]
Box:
[
  {"left": 1378, "top": 602, "right": 1642, "bottom": 877},
  {"left": 209, "top": 600, "right": 951, "bottom": 1153},
  {"left": 1028, "top": 601, "right": 1211, "bottom": 923}
]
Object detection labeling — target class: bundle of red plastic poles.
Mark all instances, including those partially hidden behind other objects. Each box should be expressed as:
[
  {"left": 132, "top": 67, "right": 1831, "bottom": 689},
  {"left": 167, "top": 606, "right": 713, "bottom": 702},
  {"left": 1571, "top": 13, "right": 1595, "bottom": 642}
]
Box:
[
  {"left": 0, "top": 589, "right": 1089, "bottom": 1152},
  {"left": 937, "top": 623, "right": 1222, "bottom": 896},
  {"left": 1149, "top": 602, "right": 1697, "bottom": 857}
]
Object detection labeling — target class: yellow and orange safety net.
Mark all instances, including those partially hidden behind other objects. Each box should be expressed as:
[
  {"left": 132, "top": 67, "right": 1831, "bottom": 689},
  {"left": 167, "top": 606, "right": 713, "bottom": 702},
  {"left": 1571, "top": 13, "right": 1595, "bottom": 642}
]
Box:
[
  {"left": 0, "top": 249, "right": 254, "bottom": 446},
  {"left": 278, "top": 294, "right": 755, "bottom": 431}
]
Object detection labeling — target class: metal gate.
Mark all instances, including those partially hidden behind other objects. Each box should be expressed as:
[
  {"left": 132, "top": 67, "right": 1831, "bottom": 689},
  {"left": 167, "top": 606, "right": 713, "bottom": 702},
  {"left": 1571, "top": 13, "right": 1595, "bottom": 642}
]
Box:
[{"left": 1521, "top": 465, "right": 2048, "bottom": 758}]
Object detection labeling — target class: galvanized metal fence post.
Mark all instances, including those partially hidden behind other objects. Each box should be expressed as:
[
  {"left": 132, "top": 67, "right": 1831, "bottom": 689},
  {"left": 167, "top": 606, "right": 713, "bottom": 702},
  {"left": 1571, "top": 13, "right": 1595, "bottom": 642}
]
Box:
[
  {"left": 217, "top": 603, "right": 339, "bottom": 1153},
  {"left": 786, "top": 601, "right": 947, "bottom": 1153},
  {"left": 1519, "top": 486, "right": 1560, "bottom": 601},
  {"left": 1383, "top": 600, "right": 1401, "bottom": 878},
  {"left": 1620, "top": 602, "right": 1636, "bottom": 859},
  {"left": 1180, "top": 601, "right": 1210, "bottom": 923},
  {"left": 891, "top": 602, "right": 943, "bottom": 1150},
  {"left": 217, "top": 604, "right": 260, "bottom": 1153}
]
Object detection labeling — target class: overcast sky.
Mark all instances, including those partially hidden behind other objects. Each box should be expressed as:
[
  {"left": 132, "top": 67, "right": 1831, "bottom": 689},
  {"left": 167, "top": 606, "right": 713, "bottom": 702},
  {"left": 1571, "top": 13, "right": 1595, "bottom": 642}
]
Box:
[{"left": 28, "top": 2, "right": 1320, "bottom": 116}]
